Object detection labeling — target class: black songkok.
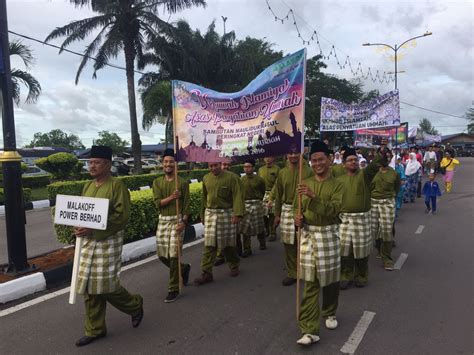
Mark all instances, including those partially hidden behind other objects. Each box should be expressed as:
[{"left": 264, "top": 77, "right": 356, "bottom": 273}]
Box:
[
  {"left": 343, "top": 148, "right": 357, "bottom": 160},
  {"left": 309, "top": 140, "right": 329, "bottom": 156},
  {"left": 90, "top": 145, "right": 112, "bottom": 161}
]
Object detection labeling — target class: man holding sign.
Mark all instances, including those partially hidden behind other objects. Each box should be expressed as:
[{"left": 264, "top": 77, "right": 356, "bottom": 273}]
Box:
[{"left": 74, "top": 146, "right": 144, "bottom": 347}]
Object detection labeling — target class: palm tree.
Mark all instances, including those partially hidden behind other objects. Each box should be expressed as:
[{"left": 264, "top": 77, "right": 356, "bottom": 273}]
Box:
[
  {"left": 10, "top": 40, "right": 42, "bottom": 105},
  {"left": 45, "top": 0, "right": 206, "bottom": 173}
]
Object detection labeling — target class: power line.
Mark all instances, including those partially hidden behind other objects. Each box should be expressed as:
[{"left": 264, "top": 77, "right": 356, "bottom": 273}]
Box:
[
  {"left": 265, "top": 0, "right": 395, "bottom": 85},
  {"left": 7, "top": 30, "right": 146, "bottom": 76},
  {"left": 400, "top": 101, "right": 464, "bottom": 118}
]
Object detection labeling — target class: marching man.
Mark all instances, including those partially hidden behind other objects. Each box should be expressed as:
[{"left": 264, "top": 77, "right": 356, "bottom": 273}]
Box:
[
  {"left": 258, "top": 156, "right": 280, "bottom": 241},
  {"left": 74, "top": 146, "right": 143, "bottom": 347},
  {"left": 194, "top": 161, "right": 244, "bottom": 285},
  {"left": 294, "top": 140, "right": 344, "bottom": 346},
  {"left": 240, "top": 158, "right": 267, "bottom": 256},
  {"left": 337, "top": 147, "right": 382, "bottom": 289},
  {"left": 152, "top": 149, "right": 191, "bottom": 303},
  {"left": 274, "top": 147, "right": 313, "bottom": 286}
]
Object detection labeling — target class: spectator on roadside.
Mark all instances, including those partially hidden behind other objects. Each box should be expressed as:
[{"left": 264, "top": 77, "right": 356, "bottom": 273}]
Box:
[
  {"left": 404, "top": 153, "right": 421, "bottom": 203},
  {"left": 440, "top": 150, "right": 460, "bottom": 193},
  {"left": 422, "top": 173, "right": 442, "bottom": 214}
]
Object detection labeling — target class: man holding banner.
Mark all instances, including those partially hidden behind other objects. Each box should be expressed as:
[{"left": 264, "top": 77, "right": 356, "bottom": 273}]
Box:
[
  {"left": 258, "top": 156, "right": 280, "bottom": 241},
  {"left": 274, "top": 149, "right": 313, "bottom": 286},
  {"left": 294, "top": 140, "right": 344, "bottom": 346},
  {"left": 73, "top": 146, "right": 143, "bottom": 347},
  {"left": 194, "top": 162, "right": 245, "bottom": 285},
  {"left": 152, "top": 148, "right": 191, "bottom": 303}
]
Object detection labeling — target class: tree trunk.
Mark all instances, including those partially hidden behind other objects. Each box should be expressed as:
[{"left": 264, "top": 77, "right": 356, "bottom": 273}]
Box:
[
  {"left": 123, "top": 38, "right": 142, "bottom": 174},
  {"left": 164, "top": 115, "right": 170, "bottom": 149}
]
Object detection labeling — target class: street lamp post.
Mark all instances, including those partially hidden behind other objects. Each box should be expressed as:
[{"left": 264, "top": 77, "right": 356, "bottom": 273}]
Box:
[
  {"left": 0, "top": 0, "right": 30, "bottom": 273},
  {"left": 363, "top": 32, "right": 432, "bottom": 149}
]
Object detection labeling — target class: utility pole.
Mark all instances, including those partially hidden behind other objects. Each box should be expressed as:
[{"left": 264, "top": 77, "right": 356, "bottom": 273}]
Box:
[
  {"left": 0, "top": 0, "right": 30, "bottom": 273},
  {"left": 221, "top": 16, "right": 228, "bottom": 35}
]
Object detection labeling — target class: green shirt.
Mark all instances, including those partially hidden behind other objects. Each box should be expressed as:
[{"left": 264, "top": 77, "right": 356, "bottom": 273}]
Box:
[
  {"left": 152, "top": 175, "right": 190, "bottom": 217},
  {"left": 370, "top": 168, "right": 401, "bottom": 199},
  {"left": 294, "top": 175, "right": 344, "bottom": 226},
  {"left": 274, "top": 161, "right": 313, "bottom": 217},
  {"left": 336, "top": 155, "right": 381, "bottom": 213},
  {"left": 82, "top": 177, "right": 130, "bottom": 241},
  {"left": 258, "top": 165, "right": 280, "bottom": 191},
  {"left": 331, "top": 164, "right": 346, "bottom": 178},
  {"left": 201, "top": 170, "right": 245, "bottom": 218},
  {"left": 241, "top": 174, "right": 266, "bottom": 201}
]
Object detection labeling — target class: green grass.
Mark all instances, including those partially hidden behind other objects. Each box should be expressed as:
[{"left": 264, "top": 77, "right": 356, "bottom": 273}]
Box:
[{"left": 30, "top": 187, "right": 49, "bottom": 201}]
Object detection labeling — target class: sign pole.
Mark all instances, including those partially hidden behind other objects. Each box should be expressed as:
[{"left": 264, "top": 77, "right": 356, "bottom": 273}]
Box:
[
  {"left": 69, "top": 236, "right": 83, "bottom": 304},
  {"left": 296, "top": 154, "right": 304, "bottom": 320}
]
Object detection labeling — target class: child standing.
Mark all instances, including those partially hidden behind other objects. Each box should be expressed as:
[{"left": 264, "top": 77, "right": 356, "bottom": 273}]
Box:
[{"left": 422, "top": 174, "right": 442, "bottom": 214}]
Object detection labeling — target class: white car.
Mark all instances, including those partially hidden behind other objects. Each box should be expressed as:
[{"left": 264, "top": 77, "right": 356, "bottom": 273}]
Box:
[
  {"left": 23, "top": 166, "right": 50, "bottom": 177},
  {"left": 142, "top": 159, "right": 161, "bottom": 168}
]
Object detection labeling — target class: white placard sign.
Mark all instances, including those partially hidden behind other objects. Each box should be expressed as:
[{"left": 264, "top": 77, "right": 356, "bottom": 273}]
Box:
[{"left": 54, "top": 194, "right": 109, "bottom": 230}]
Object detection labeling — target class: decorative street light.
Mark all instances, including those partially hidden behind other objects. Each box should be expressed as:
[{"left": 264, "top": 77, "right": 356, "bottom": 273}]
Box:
[{"left": 363, "top": 32, "right": 432, "bottom": 149}]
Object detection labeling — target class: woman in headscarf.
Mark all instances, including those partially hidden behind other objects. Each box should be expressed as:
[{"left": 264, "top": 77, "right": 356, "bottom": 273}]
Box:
[
  {"left": 440, "top": 150, "right": 460, "bottom": 193},
  {"left": 394, "top": 156, "right": 406, "bottom": 214},
  {"left": 333, "top": 151, "right": 343, "bottom": 165},
  {"left": 404, "top": 152, "right": 422, "bottom": 203},
  {"left": 359, "top": 158, "right": 367, "bottom": 169}
]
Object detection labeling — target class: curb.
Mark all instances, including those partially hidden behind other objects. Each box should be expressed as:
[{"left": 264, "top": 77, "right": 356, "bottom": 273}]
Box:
[
  {"left": 0, "top": 199, "right": 55, "bottom": 216},
  {"left": 0, "top": 223, "right": 204, "bottom": 304}
]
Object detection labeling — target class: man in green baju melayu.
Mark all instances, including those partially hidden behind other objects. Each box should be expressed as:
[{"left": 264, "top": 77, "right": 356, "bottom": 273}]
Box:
[
  {"left": 240, "top": 158, "right": 266, "bottom": 256},
  {"left": 336, "top": 147, "right": 382, "bottom": 289},
  {"left": 74, "top": 146, "right": 143, "bottom": 347},
  {"left": 371, "top": 152, "right": 401, "bottom": 271},
  {"left": 194, "top": 161, "right": 245, "bottom": 285},
  {"left": 274, "top": 148, "right": 313, "bottom": 286},
  {"left": 152, "top": 149, "right": 191, "bottom": 303},
  {"left": 258, "top": 156, "right": 280, "bottom": 241},
  {"left": 294, "top": 140, "right": 344, "bottom": 346}
]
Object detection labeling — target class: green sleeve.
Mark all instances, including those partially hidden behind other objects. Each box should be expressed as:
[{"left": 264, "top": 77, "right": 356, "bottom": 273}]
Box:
[
  {"left": 364, "top": 154, "right": 381, "bottom": 182},
  {"left": 231, "top": 176, "right": 245, "bottom": 217},
  {"left": 258, "top": 177, "right": 266, "bottom": 196},
  {"left": 273, "top": 173, "right": 283, "bottom": 217},
  {"left": 201, "top": 177, "right": 207, "bottom": 223},
  {"left": 93, "top": 181, "right": 130, "bottom": 241},
  {"left": 307, "top": 182, "right": 344, "bottom": 219},
  {"left": 181, "top": 180, "right": 190, "bottom": 216},
  {"left": 152, "top": 178, "right": 162, "bottom": 211}
]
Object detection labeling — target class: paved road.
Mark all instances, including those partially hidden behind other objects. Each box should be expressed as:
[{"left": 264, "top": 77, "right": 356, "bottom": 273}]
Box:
[
  {"left": 0, "top": 209, "right": 63, "bottom": 265},
  {"left": 0, "top": 159, "right": 473, "bottom": 354}
]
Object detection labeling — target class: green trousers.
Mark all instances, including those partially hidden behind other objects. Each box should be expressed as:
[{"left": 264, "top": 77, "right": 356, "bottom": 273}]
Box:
[
  {"left": 159, "top": 257, "right": 185, "bottom": 292},
  {"left": 376, "top": 239, "right": 393, "bottom": 266},
  {"left": 217, "top": 233, "right": 243, "bottom": 260},
  {"left": 341, "top": 247, "right": 369, "bottom": 283},
  {"left": 243, "top": 233, "right": 266, "bottom": 252},
  {"left": 201, "top": 246, "right": 239, "bottom": 274},
  {"left": 299, "top": 280, "right": 340, "bottom": 335},
  {"left": 264, "top": 213, "right": 276, "bottom": 237},
  {"left": 284, "top": 242, "right": 297, "bottom": 278},
  {"left": 84, "top": 285, "right": 143, "bottom": 337}
]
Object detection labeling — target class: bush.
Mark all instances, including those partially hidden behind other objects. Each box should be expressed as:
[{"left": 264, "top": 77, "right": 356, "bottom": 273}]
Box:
[
  {"left": 47, "top": 180, "right": 89, "bottom": 200},
  {"left": 53, "top": 182, "right": 203, "bottom": 245},
  {"left": 36, "top": 153, "right": 82, "bottom": 180},
  {"left": 0, "top": 187, "right": 32, "bottom": 205},
  {"left": 22, "top": 175, "right": 51, "bottom": 188}
]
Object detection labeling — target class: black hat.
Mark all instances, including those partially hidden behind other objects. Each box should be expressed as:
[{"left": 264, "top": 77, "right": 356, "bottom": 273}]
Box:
[
  {"left": 343, "top": 148, "right": 357, "bottom": 160},
  {"left": 340, "top": 145, "right": 349, "bottom": 152},
  {"left": 162, "top": 148, "right": 175, "bottom": 158},
  {"left": 310, "top": 140, "right": 329, "bottom": 156},
  {"left": 90, "top": 145, "right": 112, "bottom": 161},
  {"left": 244, "top": 158, "right": 256, "bottom": 166}
]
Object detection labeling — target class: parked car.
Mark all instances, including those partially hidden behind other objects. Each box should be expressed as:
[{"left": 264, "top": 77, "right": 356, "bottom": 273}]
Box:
[
  {"left": 111, "top": 160, "right": 130, "bottom": 176},
  {"left": 78, "top": 159, "right": 90, "bottom": 172},
  {"left": 123, "top": 159, "right": 150, "bottom": 167},
  {"left": 142, "top": 158, "right": 161, "bottom": 168},
  {"left": 23, "top": 166, "right": 50, "bottom": 177}
]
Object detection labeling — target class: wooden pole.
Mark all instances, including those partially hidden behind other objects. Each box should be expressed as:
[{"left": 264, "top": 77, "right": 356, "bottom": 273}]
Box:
[
  {"left": 174, "top": 160, "right": 183, "bottom": 292},
  {"left": 69, "top": 236, "right": 83, "bottom": 305},
  {"left": 296, "top": 154, "right": 304, "bottom": 320}
]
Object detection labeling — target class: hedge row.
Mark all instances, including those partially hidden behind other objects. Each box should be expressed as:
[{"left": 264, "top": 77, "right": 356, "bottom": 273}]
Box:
[
  {"left": 54, "top": 182, "right": 203, "bottom": 245},
  {"left": 0, "top": 187, "right": 32, "bottom": 205}
]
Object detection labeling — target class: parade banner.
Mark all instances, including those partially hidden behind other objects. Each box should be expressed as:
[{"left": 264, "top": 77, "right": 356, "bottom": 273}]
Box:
[
  {"left": 172, "top": 49, "right": 306, "bottom": 162},
  {"left": 354, "top": 122, "right": 408, "bottom": 148},
  {"left": 320, "top": 90, "right": 400, "bottom": 131}
]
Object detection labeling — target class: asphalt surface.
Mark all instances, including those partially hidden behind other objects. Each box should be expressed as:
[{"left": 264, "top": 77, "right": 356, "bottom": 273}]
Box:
[
  {"left": 0, "top": 209, "right": 63, "bottom": 265},
  {"left": 0, "top": 159, "right": 472, "bottom": 354}
]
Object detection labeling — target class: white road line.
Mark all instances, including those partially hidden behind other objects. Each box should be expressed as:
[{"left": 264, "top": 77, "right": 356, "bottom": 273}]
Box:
[
  {"left": 0, "top": 238, "right": 205, "bottom": 318},
  {"left": 394, "top": 253, "right": 408, "bottom": 270},
  {"left": 340, "top": 311, "right": 376, "bottom": 354},
  {"left": 415, "top": 225, "right": 425, "bottom": 234}
]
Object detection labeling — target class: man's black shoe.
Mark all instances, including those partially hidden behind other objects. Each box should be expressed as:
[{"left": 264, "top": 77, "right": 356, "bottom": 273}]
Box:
[
  {"left": 75, "top": 334, "right": 105, "bottom": 347},
  {"left": 132, "top": 306, "right": 144, "bottom": 328},
  {"left": 241, "top": 250, "right": 252, "bottom": 258},
  {"left": 182, "top": 264, "right": 191, "bottom": 286},
  {"left": 164, "top": 291, "right": 179, "bottom": 303},
  {"left": 282, "top": 277, "right": 296, "bottom": 286},
  {"left": 214, "top": 258, "right": 225, "bottom": 266},
  {"left": 340, "top": 280, "right": 352, "bottom": 290},
  {"left": 354, "top": 280, "right": 367, "bottom": 288}
]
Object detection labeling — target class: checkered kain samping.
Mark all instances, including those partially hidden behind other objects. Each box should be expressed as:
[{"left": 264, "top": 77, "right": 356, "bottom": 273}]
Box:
[
  {"left": 339, "top": 211, "right": 372, "bottom": 259},
  {"left": 156, "top": 215, "right": 183, "bottom": 258},
  {"left": 280, "top": 203, "right": 296, "bottom": 244},
  {"left": 204, "top": 208, "right": 237, "bottom": 248},
  {"left": 370, "top": 198, "right": 395, "bottom": 242},
  {"left": 239, "top": 200, "right": 265, "bottom": 236}
]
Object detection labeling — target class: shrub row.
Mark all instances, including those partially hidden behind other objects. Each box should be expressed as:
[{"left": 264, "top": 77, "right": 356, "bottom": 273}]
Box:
[
  {"left": 54, "top": 182, "right": 203, "bottom": 245},
  {"left": 0, "top": 187, "right": 32, "bottom": 205},
  {"left": 21, "top": 175, "right": 51, "bottom": 188}
]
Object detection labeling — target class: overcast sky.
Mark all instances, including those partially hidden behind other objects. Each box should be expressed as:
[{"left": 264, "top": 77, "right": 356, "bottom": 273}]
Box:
[{"left": 4, "top": 0, "right": 473, "bottom": 148}]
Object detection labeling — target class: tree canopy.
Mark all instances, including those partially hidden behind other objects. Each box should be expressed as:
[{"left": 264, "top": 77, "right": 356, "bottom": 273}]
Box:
[
  {"left": 25, "top": 129, "right": 85, "bottom": 150},
  {"left": 93, "top": 130, "right": 129, "bottom": 154},
  {"left": 466, "top": 107, "right": 474, "bottom": 134},
  {"left": 418, "top": 118, "right": 439, "bottom": 136}
]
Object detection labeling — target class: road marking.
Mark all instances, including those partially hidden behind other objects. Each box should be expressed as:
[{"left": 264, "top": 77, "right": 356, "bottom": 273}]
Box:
[
  {"left": 394, "top": 253, "right": 408, "bottom": 270},
  {"left": 340, "top": 311, "right": 376, "bottom": 354},
  {"left": 415, "top": 225, "right": 425, "bottom": 234},
  {"left": 0, "top": 238, "right": 205, "bottom": 318}
]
